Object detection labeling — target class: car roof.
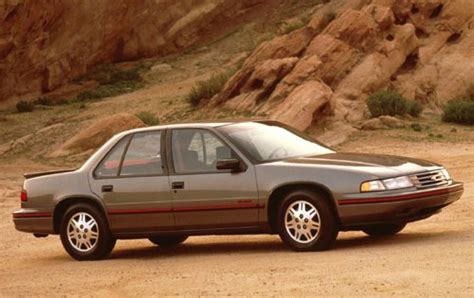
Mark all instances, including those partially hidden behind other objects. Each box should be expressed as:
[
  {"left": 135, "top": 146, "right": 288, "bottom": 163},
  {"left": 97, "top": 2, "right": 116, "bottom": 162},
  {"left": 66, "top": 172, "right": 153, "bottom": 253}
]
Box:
[{"left": 118, "top": 119, "right": 271, "bottom": 136}]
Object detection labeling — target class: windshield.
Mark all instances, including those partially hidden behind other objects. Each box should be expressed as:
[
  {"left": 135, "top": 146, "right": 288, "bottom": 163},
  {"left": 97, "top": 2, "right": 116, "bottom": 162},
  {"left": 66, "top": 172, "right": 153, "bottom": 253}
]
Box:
[{"left": 217, "top": 122, "right": 333, "bottom": 163}]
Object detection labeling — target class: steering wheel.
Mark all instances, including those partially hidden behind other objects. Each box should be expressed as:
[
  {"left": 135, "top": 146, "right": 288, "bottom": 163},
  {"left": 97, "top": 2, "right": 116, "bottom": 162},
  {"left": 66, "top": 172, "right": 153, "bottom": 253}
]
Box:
[{"left": 268, "top": 147, "right": 288, "bottom": 159}]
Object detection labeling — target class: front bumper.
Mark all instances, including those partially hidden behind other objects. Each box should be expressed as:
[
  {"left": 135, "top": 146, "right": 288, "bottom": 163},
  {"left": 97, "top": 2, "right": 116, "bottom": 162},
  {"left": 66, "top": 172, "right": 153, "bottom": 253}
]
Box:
[
  {"left": 12, "top": 209, "right": 54, "bottom": 234},
  {"left": 337, "top": 182, "right": 464, "bottom": 228}
]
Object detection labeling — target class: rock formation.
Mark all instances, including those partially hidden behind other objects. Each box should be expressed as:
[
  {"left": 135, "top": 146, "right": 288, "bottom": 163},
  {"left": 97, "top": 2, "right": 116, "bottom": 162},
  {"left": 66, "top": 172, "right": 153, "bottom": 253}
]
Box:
[
  {"left": 0, "top": 0, "right": 265, "bottom": 104},
  {"left": 211, "top": 0, "right": 474, "bottom": 131}
]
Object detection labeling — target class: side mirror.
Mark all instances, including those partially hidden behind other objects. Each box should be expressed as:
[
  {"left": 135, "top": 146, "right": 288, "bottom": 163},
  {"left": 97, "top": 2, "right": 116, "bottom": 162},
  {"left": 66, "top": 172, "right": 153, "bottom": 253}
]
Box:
[{"left": 216, "top": 159, "right": 242, "bottom": 172}]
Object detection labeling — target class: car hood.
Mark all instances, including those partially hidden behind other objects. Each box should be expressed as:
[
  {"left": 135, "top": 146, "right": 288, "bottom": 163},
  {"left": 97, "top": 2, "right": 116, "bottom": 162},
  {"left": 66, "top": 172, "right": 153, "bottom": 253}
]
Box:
[{"left": 281, "top": 152, "right": 441, "bottom": 176}]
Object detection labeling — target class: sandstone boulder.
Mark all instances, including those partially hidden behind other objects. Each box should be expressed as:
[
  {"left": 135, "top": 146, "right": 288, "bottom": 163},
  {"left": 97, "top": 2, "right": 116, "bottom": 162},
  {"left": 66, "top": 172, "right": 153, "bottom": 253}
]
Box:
[
  {"left": 335, "top": 23, "right": 419, "bottom": 103},
  {"left": 50, "top": 113, "right": 144, "bottom": 157},
  {"left": 270, "top": 81, "right": 333, "bottom": 131},
  {"left": 360, "top": 115, "right": 406, "bottom": 130},
  {"left": 215, "top": 57, "right": 298, "bottom": 108},
  {"left": 243, "top": 27, "right": 315, "bottom": 68},
  {"left": 323, "top": 9, "right": 378, "bottom": 50}
]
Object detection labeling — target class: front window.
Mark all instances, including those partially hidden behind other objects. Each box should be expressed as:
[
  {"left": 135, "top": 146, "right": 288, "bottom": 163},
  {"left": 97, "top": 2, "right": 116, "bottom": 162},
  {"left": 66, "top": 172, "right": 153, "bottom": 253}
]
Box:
[
  {"left": 217, "top": 122, "right": 333, "bottom": 162},
  {"left": 171, "top": 129, "right": 234, "bottom": 173}
]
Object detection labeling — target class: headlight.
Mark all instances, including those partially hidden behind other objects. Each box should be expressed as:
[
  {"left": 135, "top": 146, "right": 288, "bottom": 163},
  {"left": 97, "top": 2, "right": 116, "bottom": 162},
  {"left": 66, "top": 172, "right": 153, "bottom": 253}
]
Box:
[
  {"left": 383, "top": 176, "right": 414, "bottom": 190},
  {"left": 360, "top": 180, "right": 385, "bottom": 192},
  {"left": 361, "top": 175, "right": 414, "bottom": 192}
]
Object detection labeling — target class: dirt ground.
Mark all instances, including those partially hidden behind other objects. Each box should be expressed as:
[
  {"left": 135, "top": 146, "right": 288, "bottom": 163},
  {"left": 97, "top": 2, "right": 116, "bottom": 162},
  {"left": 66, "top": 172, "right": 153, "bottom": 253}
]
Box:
[{"left": 0, "top": 135, "right": 472, "bottom": 296}]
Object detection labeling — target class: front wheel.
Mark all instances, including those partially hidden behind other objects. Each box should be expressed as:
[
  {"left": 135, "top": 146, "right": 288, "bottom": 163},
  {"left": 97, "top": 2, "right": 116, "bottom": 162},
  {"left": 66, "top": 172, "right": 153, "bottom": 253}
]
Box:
[
  {"left": 149, "top": 235, "right": 188, "bottom": 247},
  {"left": 277, "top": 190, "right": 338, "bottom": 251},
  {"left": 60, "top": 203, "right": 116, "bottom": 261},
  {"left": 362, "top": 223, "right": 406, "bottom": 236}
]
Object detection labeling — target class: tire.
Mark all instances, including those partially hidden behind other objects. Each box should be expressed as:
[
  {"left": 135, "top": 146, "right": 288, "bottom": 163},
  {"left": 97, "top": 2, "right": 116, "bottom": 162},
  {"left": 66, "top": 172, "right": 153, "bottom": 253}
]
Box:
[
  {"left": 277, "top": 190, "right": 338, "bottom": 251},
  {"left": 149, "top": 235, "right": 188, "bottom": 247},
  {"left": 362, "top": 223, "right": 406, "bottom": 236},
  {"left": 60, "top": 203, "right": 116, "bottom": 261}
]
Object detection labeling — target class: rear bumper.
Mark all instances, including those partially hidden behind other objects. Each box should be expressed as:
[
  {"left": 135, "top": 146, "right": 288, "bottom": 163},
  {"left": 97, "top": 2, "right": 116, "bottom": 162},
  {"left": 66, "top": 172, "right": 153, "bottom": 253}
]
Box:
[
  {"left": 12, "top": 209, "right": 54, "bottom": 234},
  {"left": 337, "top": 182, "right": 464, "bottom": 228}
]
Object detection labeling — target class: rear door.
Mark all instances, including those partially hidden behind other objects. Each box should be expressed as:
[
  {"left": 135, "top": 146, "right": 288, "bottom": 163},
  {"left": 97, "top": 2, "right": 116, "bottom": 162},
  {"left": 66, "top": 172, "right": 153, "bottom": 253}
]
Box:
[
  {"left": 89, "top": 130, "right": 173, "bottom": 233},
  {"left": 167, "top": 128, "right": 260, "bottom": 229}
]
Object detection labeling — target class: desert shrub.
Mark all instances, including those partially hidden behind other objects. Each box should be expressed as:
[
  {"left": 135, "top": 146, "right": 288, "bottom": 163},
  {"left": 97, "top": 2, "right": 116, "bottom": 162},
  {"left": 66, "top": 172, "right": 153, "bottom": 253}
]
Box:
[
  {"left": 186, "top": 69, "right": 235, "bottom": 106},
  {"left": 442, "top": 98, "right": 474, "bottom": 125},
  {"left": 407, "top": 100, "right": 423, "bottom": 117},
  {"left": 16, "top": 100, "right": 34, "bottom": 113},
  {"left": 35, "top": 96, "right": 53, "bottom": 106},
  {"left": 281, "top": 20, "right": 306, "bottom": 34},
  {"left": 76, "top": 81, "right": 143, "bottom": 101},
  {"left": 86, "top": 63, "right": 146, "bottom": 85},
  {"left": 367, "top": 90, "right": 409, "bottom": 117},
  {"left": 367, "top": 90, "right": 423, "bottom": 118},
  {"left": 410, "top": 122, "right": 422, "bottom": 131},
  {"left": 72, "top": 63, "right": 147, "bottom": 102},
  {"left": 136, "top": 111, "right": 160, "bottom": 126}
]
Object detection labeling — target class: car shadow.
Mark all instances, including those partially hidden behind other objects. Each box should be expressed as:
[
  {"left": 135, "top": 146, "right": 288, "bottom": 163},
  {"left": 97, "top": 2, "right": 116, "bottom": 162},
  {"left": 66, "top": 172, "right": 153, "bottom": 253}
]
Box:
[
  {"left": 107, "top": 229, "right": 468, "bottom": 260},
  {"left": 333, "top": 230, "right": 467, "bottom": 251}
]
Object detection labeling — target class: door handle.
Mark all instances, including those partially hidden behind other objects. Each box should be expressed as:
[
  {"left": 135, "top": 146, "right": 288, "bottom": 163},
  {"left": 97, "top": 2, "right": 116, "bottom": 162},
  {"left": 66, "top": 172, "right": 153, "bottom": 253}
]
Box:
[
  {"left": 101, "top": 185, "right": 113, "bottom": 192},
  {"left": 172, "top": 181, "right": 185, "bottom": 189}
]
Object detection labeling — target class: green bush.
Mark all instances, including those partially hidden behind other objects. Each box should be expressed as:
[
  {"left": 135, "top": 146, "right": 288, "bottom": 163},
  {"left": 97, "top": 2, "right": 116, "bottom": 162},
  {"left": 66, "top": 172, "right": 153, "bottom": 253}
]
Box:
[
  {"left": 407, "top": 100, "right": 423, "bottom": 117},
  {"left": 367, "top": 90, "right": 423, "bottom": 118},
  {"left": 367, "top": 90, "right": 409, "bottom": 117},
  {"left": 136, "top": 111, "right": 160, "bottom": 126},
  {"left": 442, "top": 99, "right": 474, "bottom": 125},
  {"left": 186, "top": 69, "right": 235, "bottom": 106},
  {"left": 16, "top": 100, "right": 35, "bottom": 113}
]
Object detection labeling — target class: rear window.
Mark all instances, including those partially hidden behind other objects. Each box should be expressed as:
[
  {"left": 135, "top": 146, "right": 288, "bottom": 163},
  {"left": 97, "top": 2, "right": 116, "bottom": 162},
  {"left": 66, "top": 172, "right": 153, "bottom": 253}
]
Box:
[
  {"left": 120, "top": 131, "right": 163, "bottom": 176},
  {"left": 94, "top": 131, "right": 163, "bottom": 178}
]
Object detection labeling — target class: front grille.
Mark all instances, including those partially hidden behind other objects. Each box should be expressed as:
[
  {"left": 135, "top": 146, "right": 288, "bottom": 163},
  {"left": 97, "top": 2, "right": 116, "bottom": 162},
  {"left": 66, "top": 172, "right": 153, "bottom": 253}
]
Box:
[{"left": 410, "top": 170, "right": 448, "bottom": 189}]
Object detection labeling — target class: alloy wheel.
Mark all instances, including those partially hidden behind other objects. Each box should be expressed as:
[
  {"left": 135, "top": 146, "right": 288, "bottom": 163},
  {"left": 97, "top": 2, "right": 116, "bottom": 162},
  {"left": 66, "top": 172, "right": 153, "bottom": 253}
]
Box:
[
  {"left": 67, "top": 212, "right": 99, "bottom": 252},
  {"left": 284, "top": 200, "right": 321, "bottom": 243}
]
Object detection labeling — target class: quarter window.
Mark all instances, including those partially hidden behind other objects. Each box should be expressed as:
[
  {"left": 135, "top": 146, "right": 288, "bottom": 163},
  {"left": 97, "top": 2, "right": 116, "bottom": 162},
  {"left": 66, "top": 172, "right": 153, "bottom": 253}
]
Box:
[
  {"left": 171, "top": 129, "right": 233, "bottom": 173},
  {"left": 94, "top": 136, "right": 130, "bottom": 178}
]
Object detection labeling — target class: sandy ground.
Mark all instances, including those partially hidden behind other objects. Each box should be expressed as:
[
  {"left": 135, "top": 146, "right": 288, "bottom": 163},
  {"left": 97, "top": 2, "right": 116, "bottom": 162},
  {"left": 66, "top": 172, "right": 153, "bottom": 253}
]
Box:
[{"left": 0, "top": 138, "right": 473, "bottom": 296}]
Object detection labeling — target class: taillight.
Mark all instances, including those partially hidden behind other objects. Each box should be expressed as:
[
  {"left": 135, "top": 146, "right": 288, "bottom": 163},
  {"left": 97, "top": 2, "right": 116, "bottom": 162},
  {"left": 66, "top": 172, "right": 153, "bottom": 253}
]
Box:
[{"left": 21, "top": 190, "right": 28, "bottom": 202}]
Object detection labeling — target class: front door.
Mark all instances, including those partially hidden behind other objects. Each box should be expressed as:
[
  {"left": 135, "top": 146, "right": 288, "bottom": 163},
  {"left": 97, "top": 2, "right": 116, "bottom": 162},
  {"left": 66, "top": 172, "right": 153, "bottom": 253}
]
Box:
[
  {"left": 168, "top": 128, "right": 260, "bottom": 229},
  {"left": 89, "top": 130, "right": 173, "bottom": 233}
]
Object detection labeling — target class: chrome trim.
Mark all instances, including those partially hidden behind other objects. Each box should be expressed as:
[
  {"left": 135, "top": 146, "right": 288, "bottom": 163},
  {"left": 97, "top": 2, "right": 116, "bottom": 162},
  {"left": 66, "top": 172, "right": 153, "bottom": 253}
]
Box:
[{"left": 410, "top": 170, "right": 449, "bottom": 189}]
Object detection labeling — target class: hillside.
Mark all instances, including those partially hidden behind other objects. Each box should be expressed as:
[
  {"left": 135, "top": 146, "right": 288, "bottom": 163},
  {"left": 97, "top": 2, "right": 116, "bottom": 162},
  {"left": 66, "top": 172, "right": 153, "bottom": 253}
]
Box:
[
  {"left": 0, "top": 0, "right": 310, "bottom": 107},
  {"left": 0, "top": 0, "right": 473, "bottom": 164}
]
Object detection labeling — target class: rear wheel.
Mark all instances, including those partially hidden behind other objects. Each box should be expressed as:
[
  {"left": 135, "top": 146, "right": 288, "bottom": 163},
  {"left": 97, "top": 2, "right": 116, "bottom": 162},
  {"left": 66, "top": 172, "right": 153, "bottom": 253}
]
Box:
[
  {"left": 60, "top": 203, "right": 116, "bottom": 261},
  {"left": 277, "top": 190, "right": 338, "bottom": 251},
  {"left": 362, "top": 223, "right": 406, "bottom": 236},
  {"left": 149, "top": 235, "right": 188, "bottom": 247}
]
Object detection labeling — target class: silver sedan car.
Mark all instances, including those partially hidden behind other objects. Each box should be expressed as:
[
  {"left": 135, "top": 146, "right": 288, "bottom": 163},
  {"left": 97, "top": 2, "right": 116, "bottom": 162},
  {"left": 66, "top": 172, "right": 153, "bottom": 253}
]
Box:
[{"left": 13, "top": 121, "right": 464, "bottom": 260}]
